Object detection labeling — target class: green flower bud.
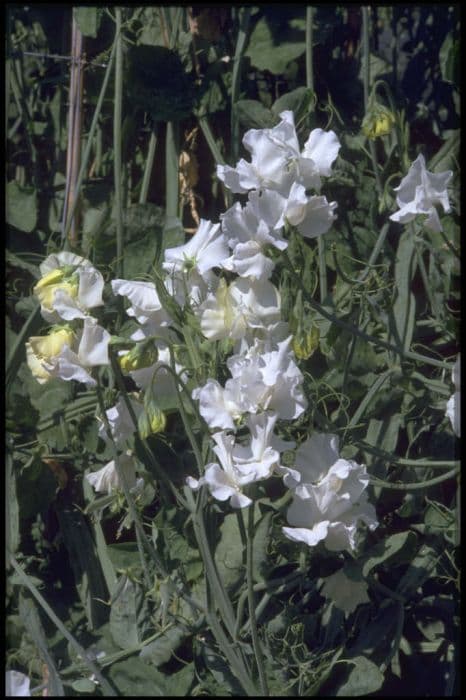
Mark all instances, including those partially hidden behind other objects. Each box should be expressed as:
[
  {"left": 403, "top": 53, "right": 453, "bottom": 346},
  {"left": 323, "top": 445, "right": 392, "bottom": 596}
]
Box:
[
  {"left": 138, "top": 399, "right": 166, "bottom": 438},
  {"left": 362, "top": 105, "right": 395, "bottom": 140}
]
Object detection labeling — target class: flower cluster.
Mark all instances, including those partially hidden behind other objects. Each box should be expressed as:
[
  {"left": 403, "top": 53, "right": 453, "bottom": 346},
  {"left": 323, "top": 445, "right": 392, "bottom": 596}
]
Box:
[{"left": 24, "top": 110, "right": 384, "bottom": 553}]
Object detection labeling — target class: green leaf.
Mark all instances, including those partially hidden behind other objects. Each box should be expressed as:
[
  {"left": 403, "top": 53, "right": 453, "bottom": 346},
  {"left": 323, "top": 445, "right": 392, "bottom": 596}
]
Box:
[
  {"left": 73, "top": 7, "right": 102, "bottom": 38},
  {"left": 355, "top": 531, "right": 418, "bottom": 578},
  {"left": 214, "top": 513, "right": 244, "bottom": 589},
  {"left": 439, "top": 34, "right": 459, "bottom": 85},
  {"left": 110, "top": 575, "right": 143, "bottom": 649},
  {"left": 271, "top": 87, "right": 315, "bottom": 124},
  {"left": 252, "top": 510, "right": 272, "bottom": 582},
  {"left": 19, "top": 595, "right": 65, "bottom": 696},
  {"left": 336, "top": 656, "right": 385, "bottom": 696},
  {"left": 71, "top": 678, "right": 98, "bottom": 693},
  {"left": 139, "top": 626, "right": 187, "bottom": 666},
  {"left": 5, "top": 451, "right": 20, "bottom": 563},
  {"left": 391, "top": 229, "right": 416, "bottom": 352},
  {"left": 106, "top": 542, "right": 141, "bottom": 571},
  {"left": 234, "top": 99, "right": 276, "bottom": 129},
  {"left": 107, "top": 656, "right": 169, "bottom": 696},
  {"left": 55, "top": 503, "right": 109, "bottom": 630},
  {"left": 245, "top": 17, "right": 305, "bottom": 75},
  {"left": 6, "top": 181, "right": 37, "bottom": 233}
]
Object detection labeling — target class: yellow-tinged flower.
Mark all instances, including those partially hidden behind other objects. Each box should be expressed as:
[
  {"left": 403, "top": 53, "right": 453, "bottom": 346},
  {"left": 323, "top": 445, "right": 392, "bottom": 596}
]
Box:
[
  {"left": 292, "top": 325, "right": 320, "bottom": 360},
  {"left": 138, "top": 400, "right": 166, "bottom": 438},
  {"left": 33, "top": 267, "right": 79, "bottom": 311},
  {"left": 362, "top": 106, "right": 395, "bottom": 139},
  {"left": 26, "top": 326, "right": 76, "bottom": 383},
  {"left": 118, "top": 342, "right": 158, "bottom": 373}
]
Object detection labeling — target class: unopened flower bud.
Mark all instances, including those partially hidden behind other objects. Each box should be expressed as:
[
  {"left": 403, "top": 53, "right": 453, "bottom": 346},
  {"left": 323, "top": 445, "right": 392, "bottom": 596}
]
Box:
[
  {"left": 362, "top": 105, "right": 395, "bottom": 140},
  {"left": 138, "top": 399, "right": 166, "bottom": 438},
  {"left": 119, "top": 341, "right": 158, "bottom": 373}
]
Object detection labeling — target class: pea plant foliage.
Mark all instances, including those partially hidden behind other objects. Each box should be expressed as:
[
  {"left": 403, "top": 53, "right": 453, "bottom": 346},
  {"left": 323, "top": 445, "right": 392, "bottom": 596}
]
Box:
[{"left": 6, "top": 6, "right": 459, "bottom": 698}]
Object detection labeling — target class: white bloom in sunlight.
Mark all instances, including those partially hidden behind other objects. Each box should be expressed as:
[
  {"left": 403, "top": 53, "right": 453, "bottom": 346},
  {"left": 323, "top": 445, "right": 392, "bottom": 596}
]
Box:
[
  {"left": 98, "top": 395, "right": 143, "bottom": 447},
  {"left": 389, "top": 153, "right": 453, "bottom": 232},
  {"left": 5, "top": 670, "right": 31, "bottom": 697},
  {"left": 187, "top": 431, "right": 255, "bottom": 508},
  {"left": 217, "top": 111, "right": 341, "bottom": 196},
  {"left": 29, "top": 318, "right": 111, "bottom": 387},
  {"left": 227, "top": 337, "right": 307, "bottom": 420},
  {"left": 221, "top": 190, "right": 288, "bottom": 279},
  {"left": 163, "top": 219, "right": 229, "bottom": 280},
  {"left": 217, "top": 111, "right": 299, "bottom": 195},
  {"left": 34, "top": 251, "right": 104, "bottom": 323},
  {"left": 282, "top": 433, "right": 378, "bottom": 552},
  {"left": 285, "top": 182, "right": 337, "bottom": 238},
  {"left": 85, "top": 453, "right": 138, "bottom": 495},
  {"left": 320, "top": 568, "right": 370, "bottom": 617},
  {"left": 198, "top": 277, "right": 282, "bottom": 342},
  {"left": 193, "top": 338, "right": 307, "bottom": 429},
  {"left": 111, "top": 279, "right": 171, "bottom": 327},
  {"left": 446, "top": 354, "right": 460, "bottom": 437},
  {"left": 301, "top": 127, "right": 341, "bottom": 181},
  {"left": 232, "top": 412, "right": 283, "bottom": 480},
  {"left": 26, "top": 326, "right": 77, "bottom": 384}
]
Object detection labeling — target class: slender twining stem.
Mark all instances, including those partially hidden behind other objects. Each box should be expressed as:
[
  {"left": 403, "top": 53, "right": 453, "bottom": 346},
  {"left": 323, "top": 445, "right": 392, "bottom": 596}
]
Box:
[
  {"left": 370, "top": 466, "right": 459, "bottom": 491},
  {"left": 305, "top": 7, "right": 327, "bottom": 302},
  {"left": 62, "top": 40, "right": 117, "bottom": 246},
  {"left": 282, "top": 250, "right": 451, "bottom": 370},
  {"left": 231, "top": 7, "right": 251, "bottom": 163},
  {"left": 8, "top": 555, "right": 117, "bottom": 697},
  {"left": 113, "top": 8, "right": 124, "bottom": 278},
  {"left": 361, "top": 6, "right": 383, "bottom": 197},
  {"left": 139, "top": 126, "right": 157, "bottom": 204},
  {"left": 243, "top": 506, "right": 269, "bottom": 696}
]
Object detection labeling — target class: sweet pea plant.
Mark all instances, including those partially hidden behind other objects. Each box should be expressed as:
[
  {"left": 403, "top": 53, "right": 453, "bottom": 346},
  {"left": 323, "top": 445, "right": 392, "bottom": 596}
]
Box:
[{"left": 6, "top": 6, "right": 459, "bottom": 697}]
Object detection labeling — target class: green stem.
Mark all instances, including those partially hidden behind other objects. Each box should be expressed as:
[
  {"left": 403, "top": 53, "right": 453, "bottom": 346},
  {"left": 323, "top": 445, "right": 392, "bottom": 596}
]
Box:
[
  {"left": 62, "top": 39, "right": 117, "bottom": 245},
  {"left": 139, "top": 126, "right": 158, "bottom": 204},
  {"left": 231, "top": 7, "right": 251, "bottom": 163},
  {"left": 282, "top": 250, "right": 451, "bottom": 370},
  {"left": 166, "top": 121, "right": 180, "bottom": 221},
  {"left": 113, "top": 8, "right": 124, "bottom": 277},
  {"left": 245, "top": 506, "right": 269, "bottom": 696},
  {"left": 370, "top": 466, "right": 459, "bottom": 491},
  {"left": 6, "top": 302, "right": 42, "bottom": 392},
  {"left": 361, "top": 6, "right": 383, "bottom": 196},
  {"left": 305, "top": 7, "right": 314, "bottom": 99},
  {"left": 8, "top": 555, "right": 117, "bottom": 696}
]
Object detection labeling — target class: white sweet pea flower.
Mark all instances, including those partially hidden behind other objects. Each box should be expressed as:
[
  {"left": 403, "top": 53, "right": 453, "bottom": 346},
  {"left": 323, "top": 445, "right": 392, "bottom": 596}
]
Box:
[
  {"left": 194, "top": 338, "right": 307, "bottom": 429},
  {"left": 26, "top": 325, "right": 77, "bottom": 384},
  {"left": 192, "top": 379, "right": 242, "bottom": 431},
  {"left": 163, "top": 219, "right": 229, "bottom": 280},
  {"left": 285, "top": 182, "right": 337, "bottom": 238},
  {"left": 29, "top": 318, "right": 111, "bottom": 387},
  {"left": 301, "top": 127, "right": 342, "bottom": 179},
  {"left": 187, "top": 431, "right": 254, "bottom": 508},
  {"left": 446, "top": 354, "right": 460, "bottom": 437},
  {"left": 282, "top": 433, "right": 378, "bottom": 552},
  {"left": 111, "top": 279, "right": 171, "bottom": 327},
  {"left": 217, "top": 111, "right": 299, "bottom": 196},
  {"left": 198, "top": 277, "right": 282, "bottom": 342},
  {"left": 5, "top": 670, "right": 31, "bottom": 697},
  {"left": 232, "top": 412, "right": 283, "bottom": 480},
  {"left": 320, "top": 568, "right": 370, "bottom": 616},
  {"left": 389, "top": 153, "right": 453, "bottom": 232},
  {"left": 217, "top": 111, "right": 341, "bottom": 196},
  {"left": 86, "top": 453, "right": 139, "bottom": 495},
  {"left": 221, "top": 190, "right": 288, "bottom": 279},
  {"left": 97, "top": 395, "right": 143, "bottom": 447},
  {"left": 34, "top": 251, "right": 104, "bottom": 323}
]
